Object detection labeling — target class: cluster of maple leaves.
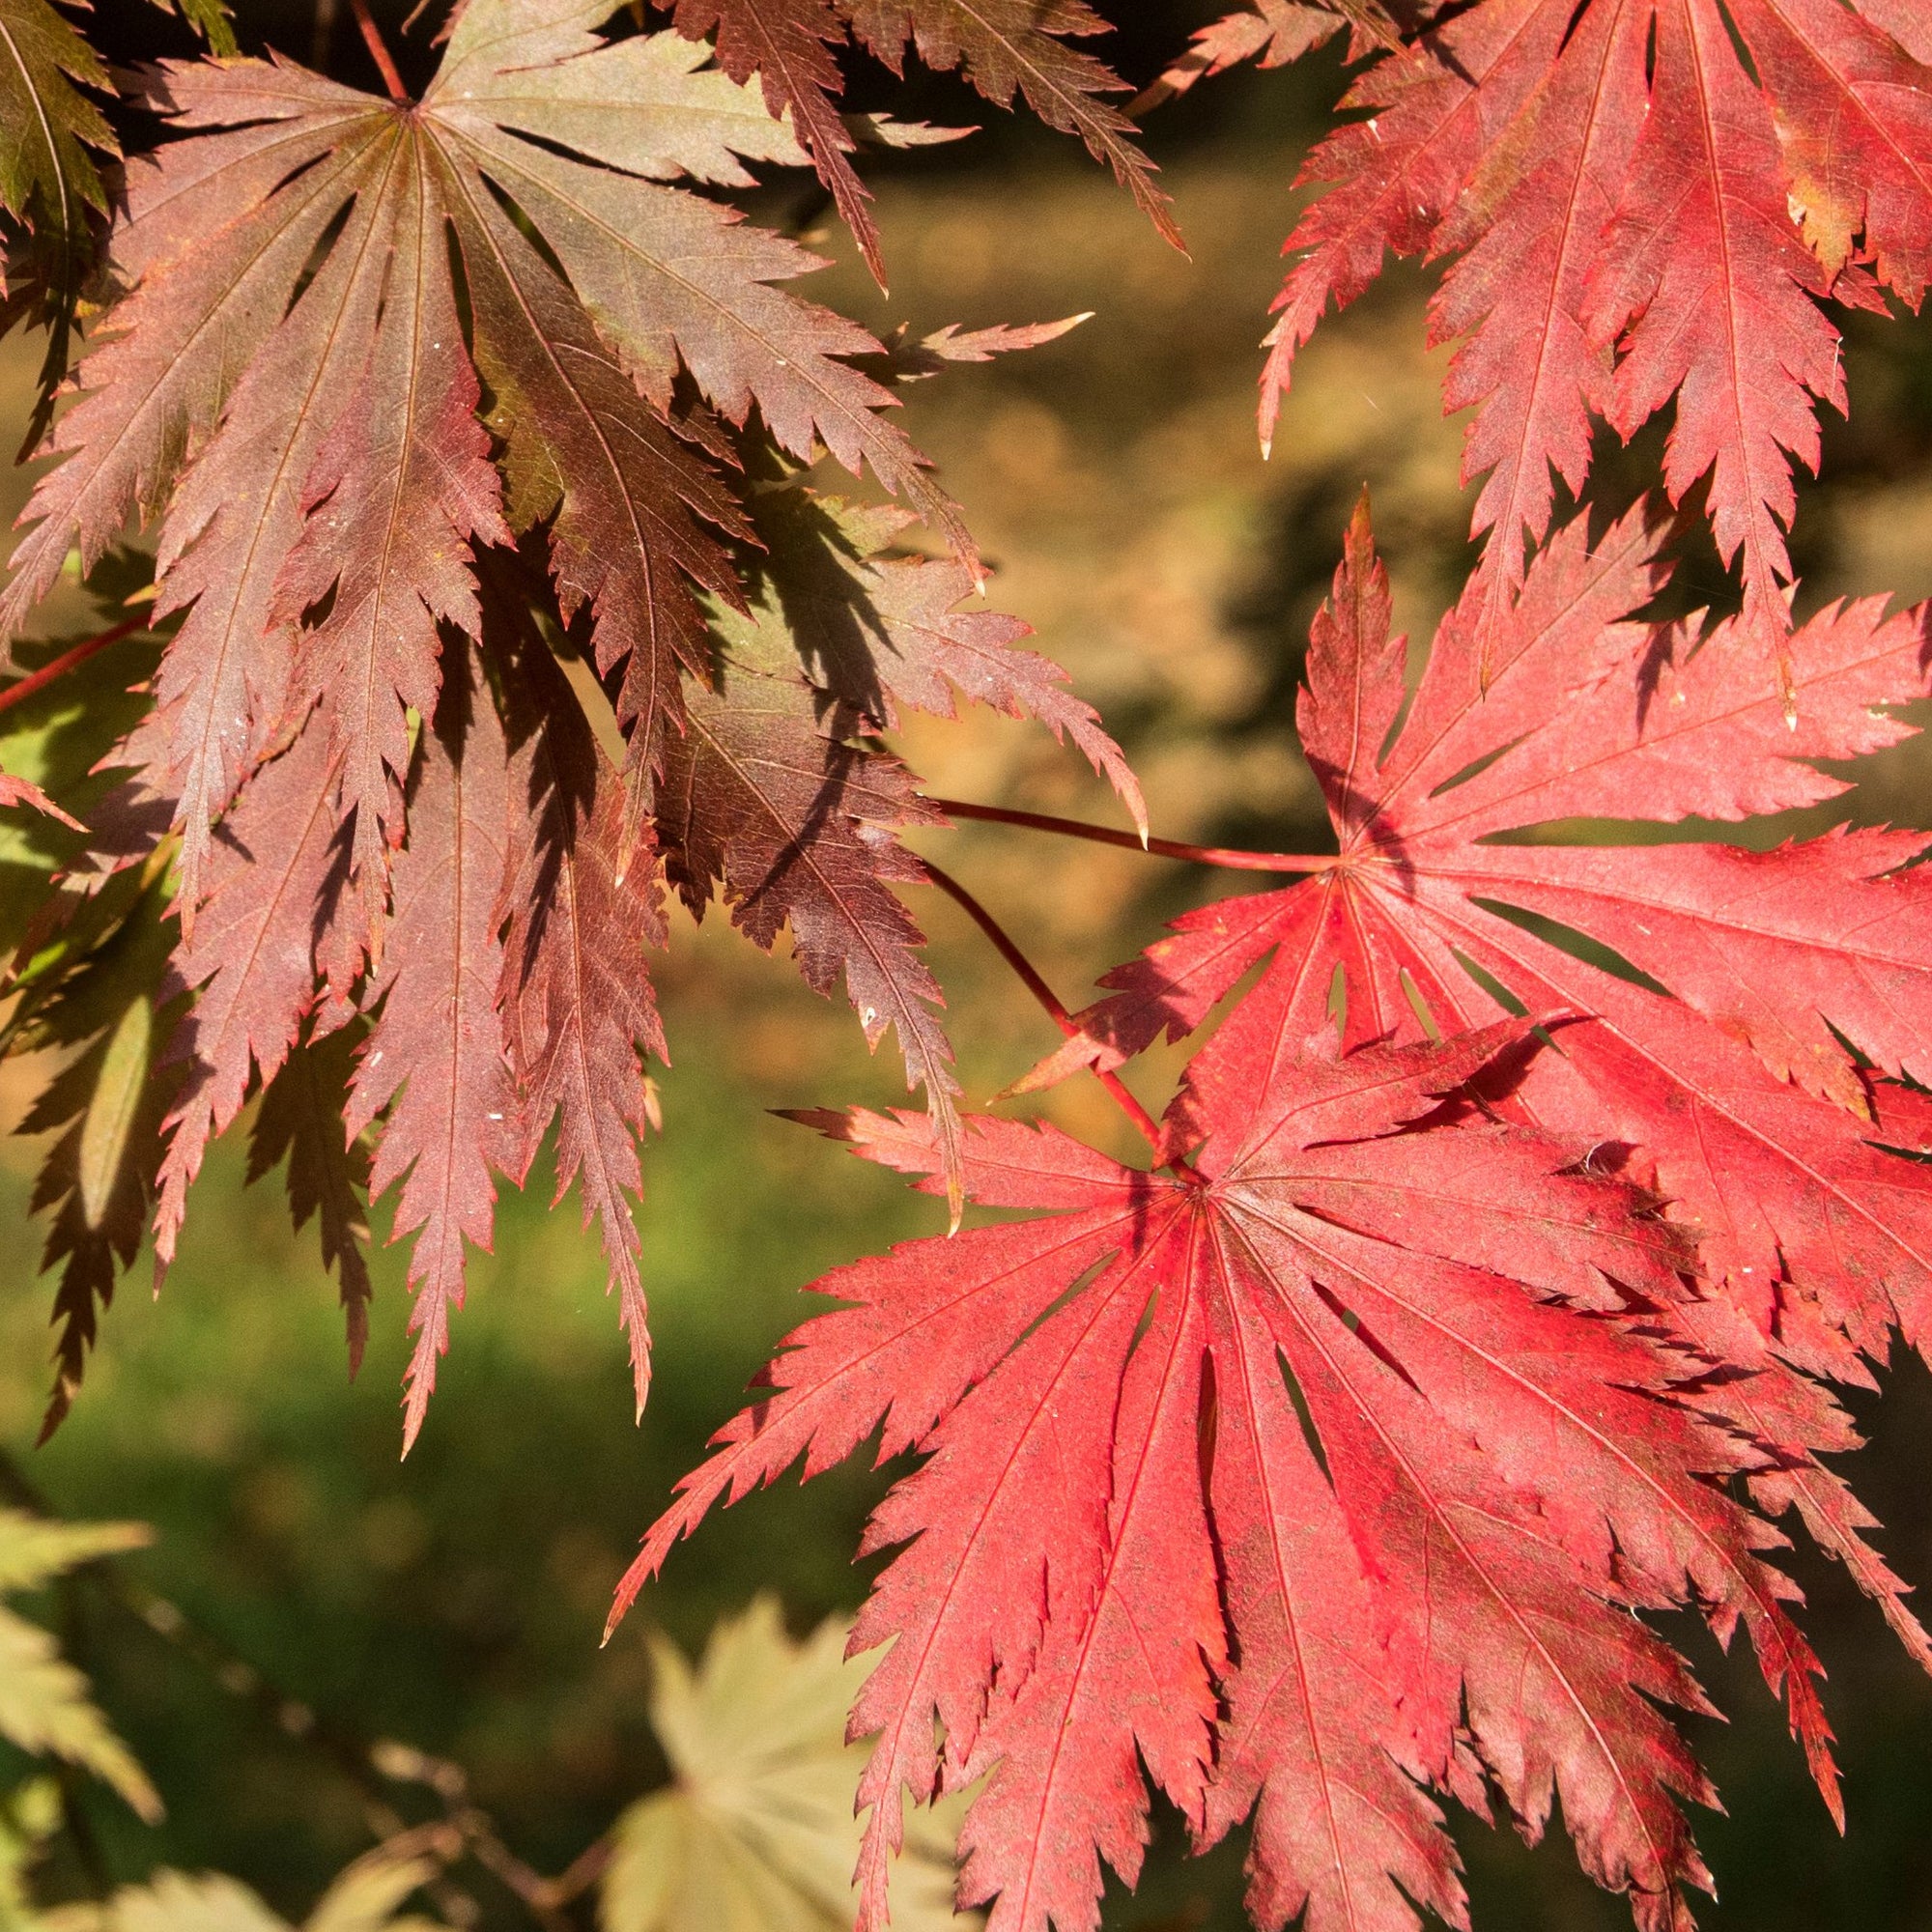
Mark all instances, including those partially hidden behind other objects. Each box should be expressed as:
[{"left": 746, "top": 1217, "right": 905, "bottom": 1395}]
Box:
[
  {"left": 7, "top": 0, "right": 1932, "bottom": 1929},
  {"left": 0, "top": 0, "right": 1147, "bottom": 1441}
]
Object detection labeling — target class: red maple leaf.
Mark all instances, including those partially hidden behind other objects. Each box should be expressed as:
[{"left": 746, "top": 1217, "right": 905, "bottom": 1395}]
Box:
[
  {"left": 1223, "top": 0, "right": 1932, "bottom": 661},
  {"left": 1016, "top": 495, "right": 1932, "bottom": 1697},
  {"left": 625, "top": 1014, "right": 1821, "bottom": 1932}
]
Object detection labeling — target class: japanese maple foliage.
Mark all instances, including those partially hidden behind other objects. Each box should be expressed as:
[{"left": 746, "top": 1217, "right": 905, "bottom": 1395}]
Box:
[
  {"left": 657, "top": 0, "right": 1178, "bottom": 279},
  {"left": 0, "top": 0, "right": 1146, "bottom": 1438},
  {"left": 9, "top": 1, "right": 1932, "bottom": 1928},
  {"left": 1028, "top": 497, "right": 1932, "bottom": 1398},
  {"left": 1169, "top": 0, "right": 1932, "bottom": 666},
  {"left": 631, "top": 1024, "right": 1804, "bottom": 1932},
  {"left": 633, "top": 498, "right": 1932, "bottom": 1931},
  {"left": 1024, "top": 499, "right": 1932, "bottom": 1651}
]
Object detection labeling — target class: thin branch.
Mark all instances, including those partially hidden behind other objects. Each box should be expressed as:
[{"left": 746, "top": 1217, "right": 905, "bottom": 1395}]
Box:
[
  {"left": 0, "top": 615, "right": 146, "bottom": 722},
  {"left": 919, "top": 856, "right": 1171, "bottom": 1162},
  {"left": 0, "top": 1448, "right": 593, "bottom": 1931},
  {"left": 348, "top": 0, "right": 409, "bottom": 101},
  {"left": 924, "top": 796, "right": 1342, "bottom": 873},
  {"left": 541, "top": 1833, "right": 615, "bottom": 1908}
]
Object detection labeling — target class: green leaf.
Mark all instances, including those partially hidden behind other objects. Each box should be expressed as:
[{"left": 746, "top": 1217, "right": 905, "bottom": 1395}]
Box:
[
  {"left": 39, "top": 1838, "right": 451, "bottom": 1932},
  {"left": 41, "top": 1873, "right": 285, "bottom": 1932},
  {"left": 0, "top": 1778, "right": 62, "bottom": 1932},
  {"left": 600, "top": 1598, "right": 972, "bottom": 1932},
  {"left": 0, "top": 1509, "right": 148, "bottom": 1593},
  {"left": 301, "top": 1839, "right": 447, "bottom": 1932},
  {"left": 76, "top": 994, "right": 152, "bottom": 1228},
  {"left": 146, "top": 0, "right": 238, "bottom": 56},
  {"left": 15, "top": 880, "right": 183, "bottom": 1440},
  {"left": 0, "top": 1510, "right": 159, "bottom": 1824}
]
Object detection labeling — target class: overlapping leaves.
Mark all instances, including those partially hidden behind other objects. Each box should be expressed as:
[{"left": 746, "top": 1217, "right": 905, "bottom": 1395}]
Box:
[
  {"left": 649, "top": 0, "right": 1176, "bottom": 280},
  {"left": 1029, "top": 501, "right": 1932, "bottom": 1673},
  {"left": 1185, "top": 0, "right": 1932, "bottom": 667},
  {"left": 628, "top": 501, "right": 1932, "bottom": 1932},
  {"left": 628, "top": 1025, "right": 1804, "bottom": 1932},
  {"left": 0, "top": 0, "right": 116, "bottom": 440},
  {"left": 0, "top": 1507, "right": 158, "bottom": 1826},
  {"left": 603, "top": 1595, "right": 970, "bottom": 1932},
  {"left": 0, "top": 0, "right": 1135, "bottom": 1440}
]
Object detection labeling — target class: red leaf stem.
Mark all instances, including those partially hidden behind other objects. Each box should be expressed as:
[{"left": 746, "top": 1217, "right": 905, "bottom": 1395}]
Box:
[
  {"left": 0, "top": 614, "right": 147, "bottom": 721},
  {"left": 920, "top": 856, "right": 1170, "bottom": 1160},
  {"left": 348, "top": 0, "right": 409, "bottom": 101},
  {"left": 923, "top": 796, "right": 1341, "bottom": 872}
]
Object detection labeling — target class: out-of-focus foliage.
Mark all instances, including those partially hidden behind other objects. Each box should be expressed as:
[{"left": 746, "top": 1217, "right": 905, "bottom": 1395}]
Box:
[
  {"left": 602, "top": 1597, "right": 970, "bottom": 1932},
  {"left": 0, "top": 1508, "right": 156, "bottom": 1825},
  {"left": 40, "top": 1839, "right": 448, "bottom": 1932},
  {"left": 0, "top": 1780, "right": 64, "bottom": 1931}
]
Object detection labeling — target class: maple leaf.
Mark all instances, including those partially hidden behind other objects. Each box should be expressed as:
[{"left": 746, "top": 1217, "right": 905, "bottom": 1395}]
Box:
[
  {"left": 724, "top": 478, "right": 1144, "bottom": 830},
  {"left": 623, "top": 1015, "right": 1820, "bottom": 1932},
  {"left": 657, "top": 561, "right": 967, "bottom": 1218},
  {"left": 841, "top": 2, "right": 1177, "bottom": 251},
  {"left": 1027, "top": 496, "right": 1932, "bottom": 1686},
  {"left": 0, "top": 0, "right": 1128, "bottom": 1430},
  {"left": 0, "top": 0, "right": 117, "bottom": 440},
  {"left": 152, "top": 715, "right": 351, "bottom": 1283},
  {"left": 348, "top": 643, "right": 521, "bottom": 1453},
  {"left": 603, "top": 1596, "right": 972, "bottom": 1932},
  {"left": 492, "top": 592, "right": 670, "bottom": 1422},
  {"left": 1249, "top": 0, "right": 1932, "bottom": 661},
  {"left": 0, "top": 2, "right": 954, "bottom": 917}
]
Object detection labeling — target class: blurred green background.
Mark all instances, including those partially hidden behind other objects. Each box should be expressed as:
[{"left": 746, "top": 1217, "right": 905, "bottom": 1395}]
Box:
[{"left": 6, "top": 1, "right": 1932, "bottom": 1926}]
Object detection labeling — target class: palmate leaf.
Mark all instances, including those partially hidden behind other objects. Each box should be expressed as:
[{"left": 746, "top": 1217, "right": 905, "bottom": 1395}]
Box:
[
  {"left": 0, "top": 0, "right": 956, "bottom": 903},
  {"left": 623, "top": 1017, "right": 1817, "bottom": 1932},
  {"left": 0, "top": 1508, "right": 158, "bottom": 1825},
  {"left": 624, "top": 501, "right": 1932, "bottom": 1932},
  {"left": 723, "top": 479, "right": 1145, "bottom": 829},
  {"left": 1037, "top": 501, "right": 1932, "bottom": 1377},
  {"left": 1014, "top": 497, "right": 1932, "bottom": 1820},
  {"left": 659, "top": 558, "right": 968, "bottom": 1216},
  {"left": 346, "top": 641, "right": 521, "bottom": 1450},
  {"left": 492, "top": 597, "right": 671, "bottom": 1424},
  {"left": 1218, "top": 0, "right": 1932, "bottom": 664},
  {"left": 601, "top": 1597, "right": 970, "bottom": 1932}
]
